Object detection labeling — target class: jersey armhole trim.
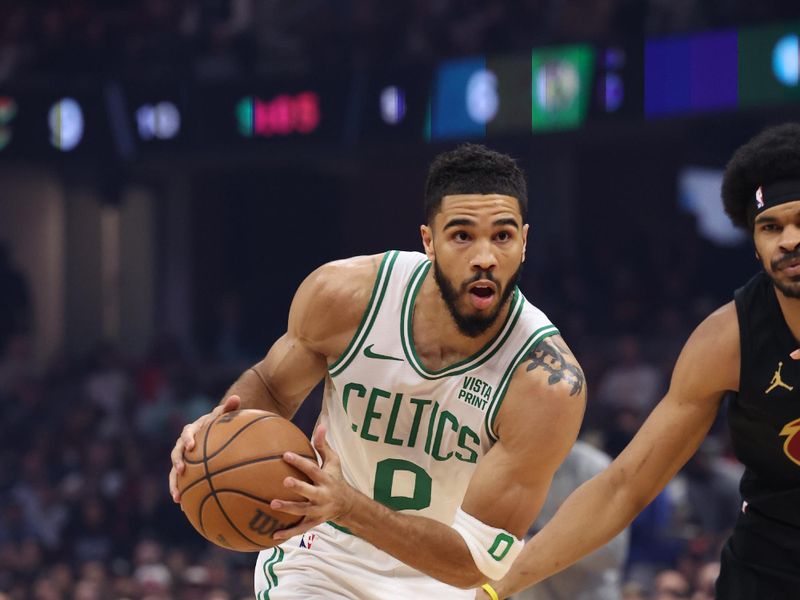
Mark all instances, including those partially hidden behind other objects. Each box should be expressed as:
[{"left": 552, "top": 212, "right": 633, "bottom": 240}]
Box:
[
  {"left": 733, "top": 292, "right": 748, "bottom": 398},
  {"left": 328, "top": 251, "right": 399, "bottom": 378},
  {"left": 484, "top": 325, "right": 560, "bottom": 442}
]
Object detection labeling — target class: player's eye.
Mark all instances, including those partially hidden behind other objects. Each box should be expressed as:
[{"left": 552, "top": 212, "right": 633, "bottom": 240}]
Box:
[
  {"left": 454, "top": 231, "right": 471, "bottom": 242},
  {"left": 495, "top": 231, "right": 512, "bottom": 242}
]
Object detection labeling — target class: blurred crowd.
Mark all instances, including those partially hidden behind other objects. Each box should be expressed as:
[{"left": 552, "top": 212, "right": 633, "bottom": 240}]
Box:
[
  {"left": 2, "top": 0, "right": 800, "bottom": 84},
  {"left": 0, "top": 330, "right": 257, "bottom": 599}
]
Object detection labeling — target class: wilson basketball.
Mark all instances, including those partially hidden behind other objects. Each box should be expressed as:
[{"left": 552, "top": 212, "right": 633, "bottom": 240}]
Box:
[{"left": 177, "top": 409, "right": 315, "bottom": 552}]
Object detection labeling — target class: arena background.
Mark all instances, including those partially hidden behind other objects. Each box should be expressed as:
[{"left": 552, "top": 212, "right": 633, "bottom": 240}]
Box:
[{"left": 2, "top": 2, "right": 800, "bottom": 598}]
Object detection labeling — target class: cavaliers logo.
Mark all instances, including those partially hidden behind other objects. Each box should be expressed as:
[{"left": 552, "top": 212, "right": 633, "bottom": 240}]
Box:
[{"left": 779, "top": 418, "right": 800, "bottom": 467}]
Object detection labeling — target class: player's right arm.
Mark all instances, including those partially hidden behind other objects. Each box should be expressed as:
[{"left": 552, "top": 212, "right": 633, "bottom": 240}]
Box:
[
  {"left": 169, "top": 254, "right": 381, "bottom": 502},
  {"left": 481, "top": 302, "right": 740, "bottom": 599}
]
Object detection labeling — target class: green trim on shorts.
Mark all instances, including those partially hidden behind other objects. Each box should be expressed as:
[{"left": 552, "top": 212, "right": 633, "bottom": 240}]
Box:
[
  {"left": 326, "top": 520, "right": 354, "bottom": 535},
  {"left": 258, "top": 546, "right": 284, "bottom": 599}
]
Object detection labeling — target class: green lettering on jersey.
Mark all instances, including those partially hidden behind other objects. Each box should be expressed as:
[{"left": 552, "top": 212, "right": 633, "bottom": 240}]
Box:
[
  {"left": 432, "top": 410, "right": 458, "bottom": 461},
  {"left": 374, "top": 459, "right": 432, "bottom": 511},
  {"left": 384, "top": 393, "right": 404, "bottom": 446},
  {"left": 342, "top": 382, "right": 366, "bottom": 414},
  {"left": 424, "top": 402, "right": 440, "bottom": 455},
  {"left": 407, "top": 397, "right": 432, "bottom": 447},
  {"left": 361, "top": 387, "right": 390, "bottom": 442},
  {"left": 456, "top": 425, "right": 480, "bottom": 464}
]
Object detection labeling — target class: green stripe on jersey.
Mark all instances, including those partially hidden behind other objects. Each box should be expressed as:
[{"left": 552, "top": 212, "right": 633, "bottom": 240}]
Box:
[
  {"left": 484, "top": 325, "right": 559, "bottom": 442},
  {"left": 400, "top": 260, "right": 524, "bottom": 380},
  {"left": 329, "top": 251, "right": 399, "bottom": 377}
]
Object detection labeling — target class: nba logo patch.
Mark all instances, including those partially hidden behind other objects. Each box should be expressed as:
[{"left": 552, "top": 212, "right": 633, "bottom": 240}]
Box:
[
  {"left": 299, "top": 532, "right": 317, "bottom": 549},
  {"left": 756, "top": 186, "right": 764, "bottom": 209}
]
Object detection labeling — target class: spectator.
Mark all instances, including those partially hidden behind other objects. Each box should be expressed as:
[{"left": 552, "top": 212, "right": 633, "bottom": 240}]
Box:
[
  {"left": 651, "top": 569, "right": 691, "bottom": 599},
  {"left": 517, "top": 441, "right": 629, "bottom": 600},
  {"left": 597, "top": 335, "right": 664, "bottom": 416}
]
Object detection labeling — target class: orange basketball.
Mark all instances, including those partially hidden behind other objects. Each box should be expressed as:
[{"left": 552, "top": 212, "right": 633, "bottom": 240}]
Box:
[{"left": 177, "top": 409, "right": 315, "bottom": 552}]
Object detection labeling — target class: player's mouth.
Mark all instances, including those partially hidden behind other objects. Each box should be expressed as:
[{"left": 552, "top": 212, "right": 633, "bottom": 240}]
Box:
[
  {"left": 777, "top": 256, "right": 800, "bottom": 277},
  {"left": 467, "top": 280, "right": 497, "bottom": 310}
]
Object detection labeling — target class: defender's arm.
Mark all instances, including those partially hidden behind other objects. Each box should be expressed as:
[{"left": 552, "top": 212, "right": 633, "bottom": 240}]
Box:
[{"left": 486, "top": 303, "right": 739, "bottom": 598}]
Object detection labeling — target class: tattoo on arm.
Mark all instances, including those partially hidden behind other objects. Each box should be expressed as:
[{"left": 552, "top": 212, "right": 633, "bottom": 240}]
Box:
[{"left": 525, "top": 338, "right": 585, "bottom": 396}]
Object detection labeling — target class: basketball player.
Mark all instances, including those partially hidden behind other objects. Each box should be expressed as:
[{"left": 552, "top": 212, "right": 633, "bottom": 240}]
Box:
[
  {"left": 168, "top": 144, "right": 586, "bottom": 599},
  {"left": 477, "top": 124, "right": 800, "bottom": 600}
]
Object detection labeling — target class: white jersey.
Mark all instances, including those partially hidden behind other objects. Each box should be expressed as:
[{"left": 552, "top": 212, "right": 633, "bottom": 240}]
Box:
[
  {"left": 256, "top": 250, "right": 558, "bottom": 599},
  {"left": 323, "top": 250, "right": 558, "bottom": 526}
]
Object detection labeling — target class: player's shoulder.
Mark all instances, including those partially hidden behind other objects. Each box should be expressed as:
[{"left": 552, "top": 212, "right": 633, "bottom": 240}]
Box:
[
  {"left": 288, "top": 253, "right": 385, "bottom": 354},
  {"left": 308, "top": 253, "right": 384, "bottom": 297},
  {"left": 673, "top": 300, "right": 740, "bottom": 393},
  {"left": 496, "top": 334, "right": 586, "bottom": 437},
  {"left": 684, "top": 300, "right": 739, "bottom": 359},
  {"left": 510, "top": 334, "right": 586, "bottom": 400}
]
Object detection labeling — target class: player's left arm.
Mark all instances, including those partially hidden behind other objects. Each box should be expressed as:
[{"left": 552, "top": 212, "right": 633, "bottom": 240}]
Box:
[
  {"left": 462, "top": 335, "right": 586, "bottom": 539},
  {"left": 271, "top": 335, "right": 585, "bottom": 588}
]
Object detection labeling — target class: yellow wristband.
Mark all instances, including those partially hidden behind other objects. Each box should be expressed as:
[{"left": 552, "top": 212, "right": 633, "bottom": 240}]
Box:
[{"left": 481, "top": 583, "right": 500, "bottom": 600}]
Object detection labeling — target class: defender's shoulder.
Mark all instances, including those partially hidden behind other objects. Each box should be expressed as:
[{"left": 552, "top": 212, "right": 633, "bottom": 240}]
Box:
[
  {"left": 686, "top": 301, "right": 739, "bottom": 356},
  {"left": 674, "top": 301, "right": 740, "bottom": 393}
]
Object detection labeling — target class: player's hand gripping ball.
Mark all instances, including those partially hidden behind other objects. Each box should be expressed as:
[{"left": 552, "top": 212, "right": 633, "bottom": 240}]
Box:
[{"left": 177, "top": 409, "right": 315, "bottom": 551}]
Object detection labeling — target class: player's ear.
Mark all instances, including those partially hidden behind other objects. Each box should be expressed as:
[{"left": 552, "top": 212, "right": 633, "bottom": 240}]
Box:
[
  {"left": 521, "top": 223, "right": 529, "bottom": 263},
  {"left": 421, "top": 224, "right": 435, "bottom": 260}
]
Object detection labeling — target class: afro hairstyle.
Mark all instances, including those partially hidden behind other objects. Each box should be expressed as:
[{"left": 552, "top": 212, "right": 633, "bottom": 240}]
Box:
[{"left": 721, "top": 122, "right": 800, "bottom": 230}]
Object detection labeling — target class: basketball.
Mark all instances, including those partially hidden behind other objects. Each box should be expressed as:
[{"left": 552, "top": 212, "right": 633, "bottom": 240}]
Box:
[{"left": 177, "top": 409, "right": 316, "bottom": 552}]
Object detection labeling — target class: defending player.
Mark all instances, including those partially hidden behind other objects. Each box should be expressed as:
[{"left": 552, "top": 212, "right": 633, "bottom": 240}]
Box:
[
  {"left": 477, "top": 124, "right": 800, "bottom": 600},
  {"left": 169, "top": 144, "right": 586, "bottom": 598}
]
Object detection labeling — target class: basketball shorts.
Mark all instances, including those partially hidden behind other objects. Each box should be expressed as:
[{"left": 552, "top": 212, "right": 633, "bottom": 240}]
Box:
[
  {"left": 716, "top": 507, "right": 800, "bottom": 600},
  {"left": 254, "top": 521, "right": 474, "bottom": 599}
]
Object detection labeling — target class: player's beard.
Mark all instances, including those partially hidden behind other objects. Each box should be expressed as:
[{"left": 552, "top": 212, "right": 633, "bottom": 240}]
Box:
[
  {"left": 768, "top": 249, "right": 800, "bottom": 299},
  {"left": 433, "top": 261, "right": 522, "bottom": 338}
]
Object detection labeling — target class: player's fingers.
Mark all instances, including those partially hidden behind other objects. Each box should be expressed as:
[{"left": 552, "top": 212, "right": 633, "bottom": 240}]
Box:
[
  {"left": 171, "top": 439, "right": 186, "bottom": 474},
  {"left": 282, "top": 476, "right": 319, "bottom": 499},
  {"left": 269, "top": 498, "right": 312, "bottom": 514},
  {"left": 312, "top": 425, "right": 337, "bottom": 466},
  {"left": 223, "top": 394, "right": 241, "bottom": 412},
  {"left": 791, "top": 349, "right": 800, "bottom": 360},
  {"left": 272, "top": 517, "right": 325, "bottom": 541},
  {"left": 181, "top": 423, "right": 197, "bottom": 452},
  {"left": 283, "top": 452, "right": 324, "bottom": 481},
  {"left": 168, "top": 467, "right": 180, "bottom": 503},
  {"left": 312, "top": 424, "right": 327, "bottom": 450}
]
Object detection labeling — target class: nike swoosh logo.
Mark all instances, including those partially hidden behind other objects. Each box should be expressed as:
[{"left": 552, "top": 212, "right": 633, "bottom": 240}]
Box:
[{"left": 363, "top": 344, "right": 403, "bottom": 362}]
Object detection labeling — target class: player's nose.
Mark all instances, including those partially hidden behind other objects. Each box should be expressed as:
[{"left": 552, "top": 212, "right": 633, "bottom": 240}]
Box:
[
  {"left": 470, "top": 240, "right": 497, "bottom": 272},
  {"left": 779, "top": 225, "right": 800, "bottom": 252}
]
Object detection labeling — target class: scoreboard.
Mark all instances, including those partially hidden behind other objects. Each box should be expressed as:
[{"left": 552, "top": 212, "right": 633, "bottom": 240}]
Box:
[{"left": 2, "top": 19, "right": 800, "bottom": 163}]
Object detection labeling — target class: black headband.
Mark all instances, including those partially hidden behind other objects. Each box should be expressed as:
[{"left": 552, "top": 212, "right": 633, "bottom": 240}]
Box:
[{"left": 747, "top": 179, "right": 800, "bottom": 227}]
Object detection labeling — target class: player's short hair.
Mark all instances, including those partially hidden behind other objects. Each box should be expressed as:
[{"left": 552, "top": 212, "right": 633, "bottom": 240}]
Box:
[
  {"left": 721, "top": 122, "right": 800, "bottom": 230},
  {"left": 424, "top": 144, "right": 528, "bottom": 223}
]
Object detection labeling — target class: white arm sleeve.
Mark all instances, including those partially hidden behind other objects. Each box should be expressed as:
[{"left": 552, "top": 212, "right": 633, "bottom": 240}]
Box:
[{"left": 451, "top": 507, "right": 524, "bottom": 581}]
